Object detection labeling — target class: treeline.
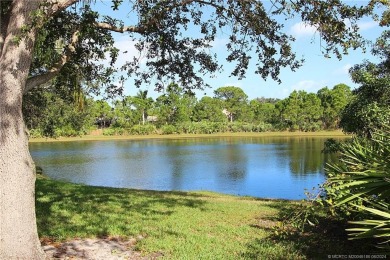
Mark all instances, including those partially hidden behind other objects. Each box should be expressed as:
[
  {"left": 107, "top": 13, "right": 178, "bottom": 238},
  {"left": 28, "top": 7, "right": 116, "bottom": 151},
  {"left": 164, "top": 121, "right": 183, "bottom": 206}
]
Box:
[{"left": 23, "top": 83, "right": 352, "bottom": 137}]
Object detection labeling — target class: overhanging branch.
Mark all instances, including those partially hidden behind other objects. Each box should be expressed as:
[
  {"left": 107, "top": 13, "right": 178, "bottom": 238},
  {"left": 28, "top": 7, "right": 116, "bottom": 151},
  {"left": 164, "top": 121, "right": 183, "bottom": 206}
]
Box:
[
  {"left": 47, "top": 0, "right": 80, "bottom": 16},
  {"left": 25, "top": 30, "right": 79, "bottom": 93},
  {"left": 94, "top": 22, "right": 146, "bottom": 34},
  {"left": 24, "top": 0, "right": 227, "bottom": 92}
]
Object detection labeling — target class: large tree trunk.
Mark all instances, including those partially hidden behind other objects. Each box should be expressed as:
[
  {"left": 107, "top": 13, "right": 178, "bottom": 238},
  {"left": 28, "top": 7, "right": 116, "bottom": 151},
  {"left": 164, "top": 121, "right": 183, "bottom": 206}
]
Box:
[{"left": 0, "top": 1, "right": 45, "bottom": 259}]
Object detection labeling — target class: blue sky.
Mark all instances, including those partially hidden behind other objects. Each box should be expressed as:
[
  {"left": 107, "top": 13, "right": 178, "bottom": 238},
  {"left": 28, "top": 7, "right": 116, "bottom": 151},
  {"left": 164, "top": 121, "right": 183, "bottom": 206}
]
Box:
[{"left": 92, "top": 1, "right": 384, "bottom": 100}]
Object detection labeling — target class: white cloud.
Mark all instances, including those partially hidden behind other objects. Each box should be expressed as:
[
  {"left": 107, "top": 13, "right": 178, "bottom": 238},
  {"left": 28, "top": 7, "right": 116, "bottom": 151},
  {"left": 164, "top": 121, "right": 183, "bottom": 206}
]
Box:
[
  {"left": 357, "top": 21, "right": 378, "bottom": 31},
  {"left": 290, "top": 22, "right": 317, "bottom": 38}
]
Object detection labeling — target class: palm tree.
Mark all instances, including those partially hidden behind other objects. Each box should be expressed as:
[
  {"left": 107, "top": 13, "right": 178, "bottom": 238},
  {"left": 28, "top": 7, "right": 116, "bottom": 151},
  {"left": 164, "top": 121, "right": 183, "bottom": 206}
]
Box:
[{"left": 132, "top": 90, "right": 153, "bottom": 125}]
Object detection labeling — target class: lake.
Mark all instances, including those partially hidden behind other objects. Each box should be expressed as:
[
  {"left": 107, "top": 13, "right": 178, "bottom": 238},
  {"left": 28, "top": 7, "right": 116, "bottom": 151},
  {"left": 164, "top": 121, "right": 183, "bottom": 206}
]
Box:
[{"left": 29, "top": 136, "right": 339, "bottom": 200}]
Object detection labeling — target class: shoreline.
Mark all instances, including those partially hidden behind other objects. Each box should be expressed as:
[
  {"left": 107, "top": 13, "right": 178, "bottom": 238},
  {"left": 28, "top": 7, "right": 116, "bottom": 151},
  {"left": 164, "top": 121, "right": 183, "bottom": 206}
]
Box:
[{"left": 29, "top": 130, "right": 349, "bottom": 143}]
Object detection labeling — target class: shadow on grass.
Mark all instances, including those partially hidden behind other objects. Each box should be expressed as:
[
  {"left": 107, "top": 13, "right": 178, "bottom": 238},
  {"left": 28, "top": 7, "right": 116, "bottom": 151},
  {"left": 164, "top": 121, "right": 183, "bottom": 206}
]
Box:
[
  {"left": 36, "top": 177, "right": 208, "bottom": 241},
  {"left": 241, "top": 201, "right": 377, "bottom": 259}
]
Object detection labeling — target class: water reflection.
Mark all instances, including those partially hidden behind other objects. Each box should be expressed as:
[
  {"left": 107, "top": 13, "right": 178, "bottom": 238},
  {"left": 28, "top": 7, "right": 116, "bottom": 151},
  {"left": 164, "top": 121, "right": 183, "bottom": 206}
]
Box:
[{"left": 29, "top": 137, "right": 343, "bottom": 199}]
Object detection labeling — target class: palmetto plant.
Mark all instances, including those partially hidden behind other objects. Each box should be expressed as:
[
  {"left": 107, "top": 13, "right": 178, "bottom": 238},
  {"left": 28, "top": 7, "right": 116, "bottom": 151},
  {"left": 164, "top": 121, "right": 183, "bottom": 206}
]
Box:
[{"left": 325, "top": 126, "right": 390, "bottom": 248}]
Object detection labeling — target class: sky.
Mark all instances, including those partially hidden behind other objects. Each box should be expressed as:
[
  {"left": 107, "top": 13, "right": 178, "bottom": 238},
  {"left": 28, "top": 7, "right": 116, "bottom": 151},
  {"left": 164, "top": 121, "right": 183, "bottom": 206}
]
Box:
[{"left": 91, "top": 1, "right": 385, "bottom": 101}]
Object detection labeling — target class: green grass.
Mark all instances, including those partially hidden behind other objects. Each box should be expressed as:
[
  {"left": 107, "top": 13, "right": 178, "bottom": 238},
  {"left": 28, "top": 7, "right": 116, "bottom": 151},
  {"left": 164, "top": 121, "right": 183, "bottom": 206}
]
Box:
[{"left": 36, "top": 177, "right": 373, "bottom": 259}]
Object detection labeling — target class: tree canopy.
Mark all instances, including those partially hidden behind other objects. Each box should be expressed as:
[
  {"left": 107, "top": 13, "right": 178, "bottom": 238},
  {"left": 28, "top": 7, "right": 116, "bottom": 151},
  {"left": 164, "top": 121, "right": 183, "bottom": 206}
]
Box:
[
  {"left": 340, "top": 31, "right": 390, "bottom": 137},
  {"left": 2, "top": 0, "right": 387, "bottom": 96}
]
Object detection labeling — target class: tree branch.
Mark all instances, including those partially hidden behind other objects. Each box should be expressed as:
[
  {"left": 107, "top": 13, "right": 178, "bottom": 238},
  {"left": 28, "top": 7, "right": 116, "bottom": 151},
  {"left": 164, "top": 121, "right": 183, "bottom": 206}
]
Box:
[
  {"left": 24, "top": 0, "right": 225, "bottom": 92},
  {"left": 46, "top": 0, "right": 80, "bottom": 16},
  {"left": 24, "top": 30, "right": 79, "bottom": 93},
  {"left": 94, "top": 22, "right": 146, "bottom": 34}
]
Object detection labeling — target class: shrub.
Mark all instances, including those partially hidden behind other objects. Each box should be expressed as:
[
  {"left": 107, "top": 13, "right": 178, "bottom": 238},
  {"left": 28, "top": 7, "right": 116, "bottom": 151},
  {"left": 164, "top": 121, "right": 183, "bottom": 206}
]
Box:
[
  {"left": 253, "top": 122, "right": 273, "bottom": 132},
  {"left": 301, "top": 122, "right": 322, "bottom": 132},
  {"left": 228, "top": 122, "right": 242, "bottom": 132},
  {"left": 28, "top": 128, "right": 42, "bottom": 138},
  {"left": 176, "top": 122, "right": 193, "bottom": 134},
  {"left": 130, "top": 124, "right": 157, "bottom": 135},
  {"left": 102, "top": 128, "right": 116, "bottom": 136},
  {"left": 161, "top": 125, "right": 177, "bottom": 135},
  {"left": 324, "top": 126, "right": 390, "bottom": 248},
  {"left": 228, "top": 122, "right": 256, "bottom": 132},
  {"left": 55, "top": 125, "right": 82, "bottom": 137},
  {"left": 115, "top": 128, "right": 126, "bottom": 135}
]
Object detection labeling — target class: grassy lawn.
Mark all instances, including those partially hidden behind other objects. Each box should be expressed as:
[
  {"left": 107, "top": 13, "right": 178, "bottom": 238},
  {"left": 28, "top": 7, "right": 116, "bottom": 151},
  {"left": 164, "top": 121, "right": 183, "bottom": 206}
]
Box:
[
  {"left": 36, "top": 176, "right": 373, "bottom": 259},
  {"left": 30, "top": 130, "right": 348, "bottom": 143}
]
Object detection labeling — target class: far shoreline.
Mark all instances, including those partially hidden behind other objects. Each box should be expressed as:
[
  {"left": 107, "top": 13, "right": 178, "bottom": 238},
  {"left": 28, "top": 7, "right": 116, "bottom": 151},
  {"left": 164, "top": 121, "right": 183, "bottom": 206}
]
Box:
[{"left": 29, "top": 130, "right": 349, "bottom": 143}]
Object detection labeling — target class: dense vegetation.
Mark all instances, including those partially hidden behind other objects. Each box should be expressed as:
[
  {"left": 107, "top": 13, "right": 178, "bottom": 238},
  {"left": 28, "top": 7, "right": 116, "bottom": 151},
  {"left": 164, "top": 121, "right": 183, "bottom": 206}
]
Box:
[
  {"left": 24, "top": 83, "right": 352, "bottom": 138},
  {"left": 285, "top": 31, "right": 390, "bottom": 251},
  {"left": 322, "top": 32, "right": 390, "bottom": 250}
]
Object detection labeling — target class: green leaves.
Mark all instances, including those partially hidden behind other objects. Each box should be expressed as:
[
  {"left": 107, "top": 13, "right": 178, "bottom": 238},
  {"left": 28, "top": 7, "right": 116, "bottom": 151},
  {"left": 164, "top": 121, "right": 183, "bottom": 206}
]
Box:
[
  {"left": 340, "top": 31, "right": 390, "bottom": 137},
  {"left": 214, "top": 86, "right": 248, "bottom": 122},
  {"left": 347, "top": 205, "right": 390, "bottom": 243},
  {"left": 276, "top": 90, "right": 323, "bottom": 131},
  {"left": 324, "top": 127, "right": 390, "bottom": 248}
]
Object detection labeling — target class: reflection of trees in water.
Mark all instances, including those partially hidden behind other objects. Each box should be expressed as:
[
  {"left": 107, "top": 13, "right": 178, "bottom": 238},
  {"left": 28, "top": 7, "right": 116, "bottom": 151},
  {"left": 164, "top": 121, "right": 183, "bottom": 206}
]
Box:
[
  {"left": 217, "top": 142, "right": 247, "bottom": 180},
  {"left": 169, "top": 155, "right": 186, "bottom": 190},
  {"left": 287, "top": 138, "right": 325, "bottom": 175}
]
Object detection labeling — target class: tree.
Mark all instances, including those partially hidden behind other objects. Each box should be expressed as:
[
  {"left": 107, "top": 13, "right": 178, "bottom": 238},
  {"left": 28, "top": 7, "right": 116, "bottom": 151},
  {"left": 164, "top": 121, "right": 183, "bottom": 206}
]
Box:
[
  {"left": 300, "top": 92, "right": 323, "bottom": 131},
  {"left": 91, "top": 99, "right": 114, "bottom": 128},
  {"left": 250, "top": 97, "right": 280, "bottom": 124},
  {"left": 126, "top": 90, "right": 153, "bottom": 125},
  {"left": 340, "top": 31, "right": 390, "bottom": 137},
  {"left": 277, "top": 90, "right": 302, "bottom": 130},
  {"left": 0, "top": 0, "right": 386, "bottom": 258},
  {"left": 193, "top": 96, "right": 226, "bottom": 122},
  {"left": 154, "top": 83, "right": 195, "bottom": 125},
  {"left": 111, "top": 99, "right": 134, "bottom": 128},
  {"left": 277, "top": 90, "right": 323, "bottom": 131},
  {"left": 322, "top": 32, "right": 390, "bottom": 249},
  {"left": 318, "top": 84, "right": 352, "bottom": 129},
  {"left": 23, "top": 86, "right": 93, "bottom": 137},
  {"left": 214, "top": 86, "right": 248, "bottom": 122}
]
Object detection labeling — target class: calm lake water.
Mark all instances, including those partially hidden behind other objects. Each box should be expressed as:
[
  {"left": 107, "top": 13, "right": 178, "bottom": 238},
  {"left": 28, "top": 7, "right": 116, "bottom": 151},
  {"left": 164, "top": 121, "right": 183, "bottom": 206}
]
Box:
[{"left": 29, "top": 137, "right": 340, "bottom": 200}]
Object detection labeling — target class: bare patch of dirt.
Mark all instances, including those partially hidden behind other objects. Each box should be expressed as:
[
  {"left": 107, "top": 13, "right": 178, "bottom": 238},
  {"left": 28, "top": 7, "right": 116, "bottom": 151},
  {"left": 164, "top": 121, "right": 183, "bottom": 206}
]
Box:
[{"left": 43, "top": 237, "right": 163, "bottom": 260}]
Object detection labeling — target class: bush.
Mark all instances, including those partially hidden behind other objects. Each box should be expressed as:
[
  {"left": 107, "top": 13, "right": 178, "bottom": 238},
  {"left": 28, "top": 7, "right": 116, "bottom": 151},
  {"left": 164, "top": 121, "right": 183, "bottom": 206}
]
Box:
[
  {"left": 28, "top": 128, "right": 42, "bottom": 138},
  {"left": 130, "top": 124, "right": 157, "bottom": 135},
  {"left": 176, "top": 122, "right": 217, "bottom": 134},
  {"left": 101, "top": 127, "right": 129, "bottom": 136},
  {"left": 273, "top": 122, "right": 289, "bottom": 131},
  {"left": 115, "top": 128, "right": 126, "bottom": 135},
  {"left": 55, "top": 125, "right": 83, "bottom": 137},
  {"left": 161, "top": 125, "right": 177, "bottom": 135},
  {"left": 301, "top": 122, "right": 322, "bottom": 132},
  {"left": 176, "top": 122, "right": 193, "bottom": 134},
  {"left": 228, "top": 122, "right": 256, "bottom": 132},
  {"left": 253, "top": 122, "right": 273, "bottom": 132},
  {"left": 102, "top": 128, "right": 117, "bottom": 136},
  {"left": 228, "top": 122, "right": 242, "bottom": 132},
  {"left": 324, "top": 126, "right": 390, "bottom": 248}
]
